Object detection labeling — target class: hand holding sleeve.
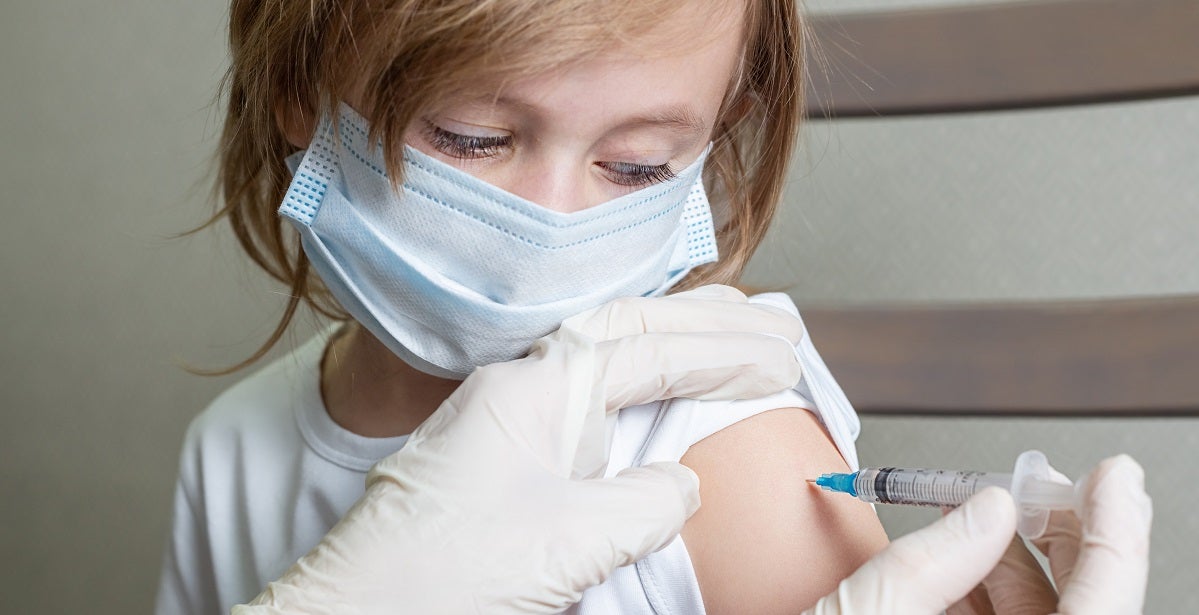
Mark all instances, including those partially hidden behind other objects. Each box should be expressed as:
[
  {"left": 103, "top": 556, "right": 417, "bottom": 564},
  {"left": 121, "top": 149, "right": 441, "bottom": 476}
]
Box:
[{"left": 235, "top": 285, "right": 805, "bottom": 614}]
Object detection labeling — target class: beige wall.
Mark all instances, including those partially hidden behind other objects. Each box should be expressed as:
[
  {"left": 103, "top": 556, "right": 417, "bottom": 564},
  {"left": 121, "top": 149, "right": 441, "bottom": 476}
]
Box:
[{"left": 2, "top": 1, "right": 1193, "bottom": 613}]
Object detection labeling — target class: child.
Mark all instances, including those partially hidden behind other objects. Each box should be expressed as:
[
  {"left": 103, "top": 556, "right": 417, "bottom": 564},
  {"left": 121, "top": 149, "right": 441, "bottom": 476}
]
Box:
[{"left": 156, "top": 0, "right": 889, "bottom": 613}]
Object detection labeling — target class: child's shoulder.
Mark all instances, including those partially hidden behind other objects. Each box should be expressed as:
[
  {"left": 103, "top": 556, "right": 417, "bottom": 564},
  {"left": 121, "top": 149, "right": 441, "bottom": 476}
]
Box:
[
  {"left": 744, "top": 290, "right": 800, "bottom": 317},
  {"left": 183, "top": 326, "right": 338, "bottom": 449}
]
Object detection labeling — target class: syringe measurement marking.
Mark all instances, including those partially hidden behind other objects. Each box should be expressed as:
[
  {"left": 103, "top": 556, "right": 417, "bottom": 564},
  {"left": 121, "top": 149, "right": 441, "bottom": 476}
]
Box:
[{"left": 866, "top": 469, "right": 984, "bottom": 506}]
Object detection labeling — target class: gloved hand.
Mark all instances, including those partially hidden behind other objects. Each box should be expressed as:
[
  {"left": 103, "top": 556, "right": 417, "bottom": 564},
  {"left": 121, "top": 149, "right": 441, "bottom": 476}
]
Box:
[
  {"left": 803, "top": 455, "right": 1153, "bottom": 615},
  {"left": 235, "top": 285, "right": 806, "bottom": 614},
  {"left": 948, "top": 455, "right": 1152, "bottom": 615}
]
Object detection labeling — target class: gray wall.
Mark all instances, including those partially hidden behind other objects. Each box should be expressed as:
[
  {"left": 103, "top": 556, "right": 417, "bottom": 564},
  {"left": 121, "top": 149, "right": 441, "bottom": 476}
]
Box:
[
  {"left": 751, "top": 92, "right": 1199, "bottom": 615},
  {"left": 1, "top": 3, "right": 319, "bottom": 613},
  {"left": 806, "top": 0, "right": 1053, "bottom": 14},
  {"left": 2, "top": 1, "right": 1194, "bottom": 614},
  {"left": 762, "top": 3, "right": 1199, "bottom": 614},
  {"left": 747, "top": 98, "right": 1199, "bottom": 304},
  {"left": 856, "top": 417, "right": 1197, "bottom": 614}
]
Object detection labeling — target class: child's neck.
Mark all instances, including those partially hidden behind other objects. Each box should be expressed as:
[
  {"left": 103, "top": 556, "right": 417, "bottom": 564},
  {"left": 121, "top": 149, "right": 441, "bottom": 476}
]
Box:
[{"left": 320, "top": 323, "right": 462, "bottom": 438}]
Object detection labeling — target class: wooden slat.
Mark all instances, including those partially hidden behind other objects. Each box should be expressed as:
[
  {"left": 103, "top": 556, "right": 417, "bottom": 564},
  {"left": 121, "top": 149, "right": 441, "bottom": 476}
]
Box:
[
  {"left": 804, "top": 0, "right": 1199, "bottom": 117},
  {"left": 801, "top": 295, "right": 1199, "bottom": 416}
]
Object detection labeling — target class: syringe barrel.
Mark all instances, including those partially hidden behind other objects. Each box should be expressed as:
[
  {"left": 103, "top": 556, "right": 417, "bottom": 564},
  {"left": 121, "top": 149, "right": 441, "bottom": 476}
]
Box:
[{"left": 852, "top": 468, "right": 1012, "bottom": 507}]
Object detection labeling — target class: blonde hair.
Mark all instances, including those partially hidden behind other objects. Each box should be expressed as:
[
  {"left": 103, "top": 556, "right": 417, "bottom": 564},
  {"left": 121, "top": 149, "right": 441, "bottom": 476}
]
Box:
[{"left": 210, "top": 0, "right": 804, "bottom": 372}]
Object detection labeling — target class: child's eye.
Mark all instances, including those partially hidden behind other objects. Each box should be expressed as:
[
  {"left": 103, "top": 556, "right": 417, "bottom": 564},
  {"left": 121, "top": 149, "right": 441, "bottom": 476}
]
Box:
[
  {"left": 423, "top": 122, "right": 511, "bottom": 159},
  {"left": 597, "top": 161, "right": 678, "bottom": 187}
]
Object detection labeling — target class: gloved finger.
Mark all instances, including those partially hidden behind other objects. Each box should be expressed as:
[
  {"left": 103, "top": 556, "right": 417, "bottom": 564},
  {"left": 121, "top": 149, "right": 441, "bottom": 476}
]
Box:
[
  {"left": 946, "top": 584, "right": 996, "bottom": 615},
  {"left": 564, "top": 462, "right": 701, "bottom": 578},
  {"left": 805, "top": 488, "right": 1017, "bottom": 615},
  {"left": 559, "top": 287, "right": 805, "bottom": 344},
  {"left": 668, "top": 283, "right": 748, "bottom": 302},
  {"left": 457, "top": 328, "right": 796, "bottom": 480},
  {"left": 595, "top": 331, "right": 802, "bottom": 412},
  {"left": 1024, "top": 464, "right": 1082, "bottom": 590},
  {"left": 1057, "top": 455, "right": 1152, "bottom": 615},
  {"left": 976, "top": 536, "right": 1058, "bottom": 615},
  {"left": 1029, "top": 508, "right": 1082, "bottom": 590}
]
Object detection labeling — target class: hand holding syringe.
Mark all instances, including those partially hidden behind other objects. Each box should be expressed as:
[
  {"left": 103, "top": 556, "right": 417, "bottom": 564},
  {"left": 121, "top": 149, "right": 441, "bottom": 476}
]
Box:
[
  {"left": 803, "top": 454, "right": 1151, "bottom": 613},
  {"left": 809, "top": 449, "right": 1076, "bottom": 539}
]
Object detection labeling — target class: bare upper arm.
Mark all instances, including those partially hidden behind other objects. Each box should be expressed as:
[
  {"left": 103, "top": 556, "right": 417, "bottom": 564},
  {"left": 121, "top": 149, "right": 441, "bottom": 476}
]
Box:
[{"left": 679, "top": 408, "right": 889, "bottom": 615}]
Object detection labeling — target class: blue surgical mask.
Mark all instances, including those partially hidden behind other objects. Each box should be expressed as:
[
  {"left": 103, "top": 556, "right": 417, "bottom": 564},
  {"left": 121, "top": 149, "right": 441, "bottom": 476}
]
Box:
[{"left": 280, "top": 103, "right": 719, "bottom": 378}]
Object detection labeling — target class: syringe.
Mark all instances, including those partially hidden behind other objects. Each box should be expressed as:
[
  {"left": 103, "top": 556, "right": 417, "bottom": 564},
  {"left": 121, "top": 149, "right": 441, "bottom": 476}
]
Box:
[{"left": 809, "top": 450, "right": 1078, "bottom": 539}]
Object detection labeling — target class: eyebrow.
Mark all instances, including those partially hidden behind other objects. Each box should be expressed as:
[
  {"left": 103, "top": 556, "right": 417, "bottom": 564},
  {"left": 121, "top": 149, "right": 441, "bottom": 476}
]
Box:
[
  {"left": 490, "top": 95, "right": 707, "bottom": 137},
  {"left": 617, "top": 106, "right": 707, "bottom": 136}
]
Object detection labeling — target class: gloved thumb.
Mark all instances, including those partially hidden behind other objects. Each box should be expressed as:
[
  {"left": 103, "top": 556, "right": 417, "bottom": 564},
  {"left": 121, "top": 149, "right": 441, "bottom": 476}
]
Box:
[
  {"left": 805, "top": 487, "right": 1017, "bottom": 614},
  {"left": 565, "top": 462, "right": 701, "bottom": 578},
  {"left": 1057, "top": 455, "right": 1152, "bottom": 615}
]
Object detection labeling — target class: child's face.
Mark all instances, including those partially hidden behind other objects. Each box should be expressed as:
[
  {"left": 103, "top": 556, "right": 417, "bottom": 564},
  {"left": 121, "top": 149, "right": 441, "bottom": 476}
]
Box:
[{"left": 352, "top": 2, "right": 745, "bottom": 213}]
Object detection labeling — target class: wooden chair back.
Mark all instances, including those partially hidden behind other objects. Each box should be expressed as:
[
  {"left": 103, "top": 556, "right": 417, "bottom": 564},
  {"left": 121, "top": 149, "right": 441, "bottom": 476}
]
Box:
[{"left": 798, "top": 0, "right": 1199, "bottom": 415}]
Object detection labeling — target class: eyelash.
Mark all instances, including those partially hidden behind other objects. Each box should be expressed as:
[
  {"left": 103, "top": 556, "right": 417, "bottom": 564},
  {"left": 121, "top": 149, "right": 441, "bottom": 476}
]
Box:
[
  {"left": 596, "top": 161, "right": 677, "bottom": 187},
  {"left": 422, "top": 121, "right": 678, "bottom": 187},
  {"left": 423, "top": 122, "right": 510, "bottom": 160}
]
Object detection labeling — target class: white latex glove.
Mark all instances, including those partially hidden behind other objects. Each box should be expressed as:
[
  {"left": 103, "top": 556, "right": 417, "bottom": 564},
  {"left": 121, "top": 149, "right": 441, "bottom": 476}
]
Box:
[
  {"left": 235, "top": 285, "right": 806, "bottom": 614},
  {"left": 803, "top": 455, "right": 1152, "bottom": 615}
]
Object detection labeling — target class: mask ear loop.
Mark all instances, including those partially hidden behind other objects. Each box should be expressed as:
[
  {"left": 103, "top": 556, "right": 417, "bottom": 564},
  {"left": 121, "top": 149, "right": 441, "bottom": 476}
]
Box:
[
  {"left": 284, "top": 150, "right": 306, "bottom": 175},
  {"left": 680, "top": 148, "right": 720, "bottom": 268},
  {"left": 279, "top": 113, "right": 340, "bottom": 227}
]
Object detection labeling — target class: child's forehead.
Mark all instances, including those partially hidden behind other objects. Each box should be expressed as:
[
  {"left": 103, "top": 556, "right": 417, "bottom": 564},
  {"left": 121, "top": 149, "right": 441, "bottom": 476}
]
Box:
[
  {"left": 353, "top": 0, "right": 749, "bottom": 116},
  {"left": 352, "top": 0, "right": 748, "bottom": 77}
]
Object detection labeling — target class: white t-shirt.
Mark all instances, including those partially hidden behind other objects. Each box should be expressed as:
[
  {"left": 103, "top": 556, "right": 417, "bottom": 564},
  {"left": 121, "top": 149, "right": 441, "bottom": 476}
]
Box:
[{"left": 154, "top": 293, "right": 861, "bottom": 615}]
